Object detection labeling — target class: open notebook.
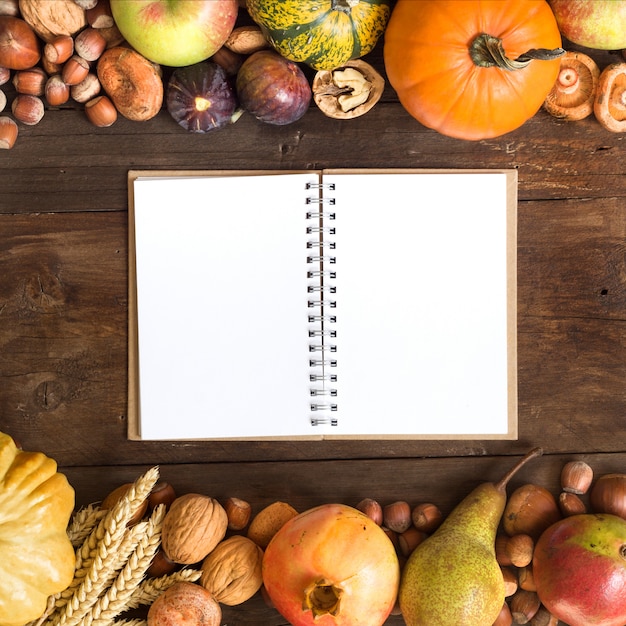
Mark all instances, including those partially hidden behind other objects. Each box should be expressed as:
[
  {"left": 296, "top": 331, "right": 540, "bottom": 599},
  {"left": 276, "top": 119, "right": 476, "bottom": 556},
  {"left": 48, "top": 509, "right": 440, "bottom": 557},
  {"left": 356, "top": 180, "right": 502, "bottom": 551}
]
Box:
[{"left": 128, "top": 169, "right": 517, "bottom": 440}]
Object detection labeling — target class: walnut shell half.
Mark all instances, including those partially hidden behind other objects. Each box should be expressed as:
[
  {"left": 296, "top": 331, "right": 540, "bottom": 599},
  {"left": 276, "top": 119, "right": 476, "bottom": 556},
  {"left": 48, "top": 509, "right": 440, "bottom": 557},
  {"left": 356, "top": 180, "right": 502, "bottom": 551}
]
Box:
[
  {"left": 161, "top": 493, "right": 228, "bottom": 565},
  {"left": 313, "top": 59, "right": 384, "bottom": 120}
]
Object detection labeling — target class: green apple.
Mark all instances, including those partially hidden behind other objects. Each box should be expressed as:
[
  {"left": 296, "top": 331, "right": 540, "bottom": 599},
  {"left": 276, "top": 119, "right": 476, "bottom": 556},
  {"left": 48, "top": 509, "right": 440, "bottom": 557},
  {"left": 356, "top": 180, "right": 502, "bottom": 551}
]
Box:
[
  {"left": 533, "top": 513, "right": 626, "bottom": 626},
  {"left": 549, "top": 0, "right": 626, "bottom": 50},
  {"left": 110, "top": 0, "right": 238, "bottom": 67}
]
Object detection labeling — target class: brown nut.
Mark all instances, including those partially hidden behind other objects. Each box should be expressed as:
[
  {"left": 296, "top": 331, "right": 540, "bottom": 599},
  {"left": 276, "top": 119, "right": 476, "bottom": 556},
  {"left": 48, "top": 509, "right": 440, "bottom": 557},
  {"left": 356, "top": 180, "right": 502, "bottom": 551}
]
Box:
[
  {"left": 246, "top": 501, "right": 298, "bottom": 549},
  {"left": 147, "top": 581, "right": 221, "bottom": 626},
  {"left": 0, "top": 115, "right": 18, "bottom": 148},
  {"left": 45, "top": 73, "right": 70, "bottom": 105},
  {"left": 509, "top": 589, "right": 541, "bottom": 624},
  {"left": 589, "top": 473, "right": 626, "bottom": 518},
  {"left": 502, "top": 484, "right": 561, "bottom": 539},
  {"left": 101, "top": 481, "right": 148, "bottom": 525},
  {"left": 86, "top": 0, "right": 115, "bottom": 29},
  {"left": 12, "top": 66, "right": 46, "bottom": 95},
  {"left": 397, "top": 527, "right": 427, "bottom": 557},
  {"left": 558, "top": 491, "right": 587, "bottom": 517},
  {"left": 355, "top": 498, "right": 383, "bottom": 526},
  {"left": 44, "top": 34, "right": 74, "bottom": 64},
  {"left": 501, "top": 565, "right": 518, "bottom": 597},
  {"left": 224, "top": 25, "right": 269, "bottom": 55},
  {"left": 148, "top": 482, "right": 177, "bottom": 511},
  {"left": 383, "top": 500, "right": 412, "bottom": 533},
  {"left": 11, "top": 93, "right": 44, "bottom": 124},
  {"left": 74, "top": 26, "right": 107, "bottom": 62},
  {"left": 62, "top": 54, "right": 90, "bottom": 85},
  {"left": 0, "top": 66, "right": 10, "bottom": 85},
  {"left": 0, "top": 88, "right": 5, "bottom": 112},
  {"left": 223, "top": 496, "right": 252, "bottom": 531},
  {"left": 161, "top": 493, "right": 228, "bottom": 565},
  {"left": 313, "top": 59, "right": 384, "bottom": 119},
  {"left": 493, "top": 601, "right": 513, "bottom": 626},
  {"left": 560, "top": 460, "right": 594, "bottom": 494},
  {"left": 504, "top": 533, "right": 534, "bottom": 568},
  {"left": 200, "top": 535, "right": 264, "bottom": 605},
  {"left": 70, "top": 72, "right": 100, "bottom": 103},
  {"left": 18, "top": 0, "right": 87, "bottom": 42},
  {"left": 411, "top": 502, "right": 443, "bottom": 533}
]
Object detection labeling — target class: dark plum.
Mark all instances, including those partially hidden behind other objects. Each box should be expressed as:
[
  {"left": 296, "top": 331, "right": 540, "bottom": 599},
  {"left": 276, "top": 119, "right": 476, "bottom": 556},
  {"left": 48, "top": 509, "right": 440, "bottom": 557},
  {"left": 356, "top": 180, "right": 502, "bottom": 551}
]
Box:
[
  {"left": 166, "top": 61, "right": 240, "bottom": 133},
  {"left": 236, "top": 50, "right": 311, "bottom": 125}
]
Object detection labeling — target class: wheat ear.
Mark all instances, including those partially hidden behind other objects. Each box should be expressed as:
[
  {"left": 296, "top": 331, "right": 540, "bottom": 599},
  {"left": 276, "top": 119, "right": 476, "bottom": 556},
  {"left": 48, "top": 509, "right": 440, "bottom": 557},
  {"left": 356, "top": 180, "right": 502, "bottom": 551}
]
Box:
[
  {"left": 51, "top": 467, "right": 160, "bottom": 626},
  {"left": 125, "top": 568, "right": 203, "bottom": 610},
  {"left": 79, "top": 504, "right": 166, "bottom": 626}
]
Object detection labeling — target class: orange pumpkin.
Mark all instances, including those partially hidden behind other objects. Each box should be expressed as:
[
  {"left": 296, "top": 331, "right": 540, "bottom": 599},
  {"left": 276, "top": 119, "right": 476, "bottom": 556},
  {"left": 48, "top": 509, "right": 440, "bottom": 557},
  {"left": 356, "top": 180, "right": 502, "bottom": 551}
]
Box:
[{"left": 383, "top": 0, "right": 563, "bottom": 140}]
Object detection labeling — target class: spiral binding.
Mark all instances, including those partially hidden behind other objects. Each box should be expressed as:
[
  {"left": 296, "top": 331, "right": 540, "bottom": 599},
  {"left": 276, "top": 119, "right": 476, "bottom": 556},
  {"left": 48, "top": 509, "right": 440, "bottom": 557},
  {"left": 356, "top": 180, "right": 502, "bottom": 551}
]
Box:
[{"left": 306, "top": 180, "right": 338, "bottom": 425}]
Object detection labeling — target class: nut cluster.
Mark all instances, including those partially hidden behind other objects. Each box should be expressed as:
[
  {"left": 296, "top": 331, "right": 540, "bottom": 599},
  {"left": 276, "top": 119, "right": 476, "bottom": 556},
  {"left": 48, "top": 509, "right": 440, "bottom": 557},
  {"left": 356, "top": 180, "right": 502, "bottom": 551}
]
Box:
[{"left": 0, "top": 0, "right": 123, "bottom": 148}]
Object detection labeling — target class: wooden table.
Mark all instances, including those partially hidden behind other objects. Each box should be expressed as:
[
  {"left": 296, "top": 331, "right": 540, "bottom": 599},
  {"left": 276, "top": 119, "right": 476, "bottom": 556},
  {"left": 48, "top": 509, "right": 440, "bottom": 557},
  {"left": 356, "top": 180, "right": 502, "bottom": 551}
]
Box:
[{"left": 1, "top": 34, "right": 625, "bottom": 625}]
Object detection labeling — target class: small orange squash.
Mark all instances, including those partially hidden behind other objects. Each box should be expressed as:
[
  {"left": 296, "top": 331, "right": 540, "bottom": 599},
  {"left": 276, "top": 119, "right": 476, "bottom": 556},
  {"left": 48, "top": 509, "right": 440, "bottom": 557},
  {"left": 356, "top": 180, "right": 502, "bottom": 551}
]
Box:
[{"left": 383, "top": 0, "right": 564, "bottom": 140}]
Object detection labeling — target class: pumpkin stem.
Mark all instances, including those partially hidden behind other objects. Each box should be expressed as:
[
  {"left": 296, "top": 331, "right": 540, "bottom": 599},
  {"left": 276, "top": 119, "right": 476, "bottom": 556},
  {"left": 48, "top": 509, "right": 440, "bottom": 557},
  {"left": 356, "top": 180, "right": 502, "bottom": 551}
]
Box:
[
  {"left": 333, "top": 0, "right": 359, "bottom": 11},
  {"left": 303, "top": 578, "right": 343, "bottom": 617},
  {"left": 470, "top": 33, "right": 564, "bottom": 71}
]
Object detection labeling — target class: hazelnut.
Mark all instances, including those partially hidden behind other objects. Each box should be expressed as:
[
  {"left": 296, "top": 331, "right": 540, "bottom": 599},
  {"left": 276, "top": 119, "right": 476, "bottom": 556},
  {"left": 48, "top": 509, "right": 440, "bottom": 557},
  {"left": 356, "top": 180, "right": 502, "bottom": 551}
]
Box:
[
  {"left": 101, "top": 481, "right": 147, "bottom": 525},
  {"left": 509, "top": 589, "right": 541, "bottom": 624},
  {"left": 223, "top": 496, "right": 252, "bottom": 531},
  {"left": 518, "top": 565, "right": 537, "bottom": 592},
  {"left": 411, "top": 502, "right": 443, "bottom": 533},
  {"left": 383, "top": 500, "right": 412, "bottom": 533},
  {"left": 41, "top": 56, "right": 63, "bottom": 76},
  {"left": 529, "top": 606, "right": 559, "bottom": 626},
  {"left": 558, "top": 491, "right": 587, "bottom": 517},
  {"left": 44, "top": 35, "right": 74, "bottom": 65},
  {"left": 496, "top": 534, "right": 513, "bottom": 566},
  {"left": 0, "top": 115, "right": 18, "bottom": 148},
  {"left": 0, "top": 88, "right": 5, "bottom": 112},
  {"left": 398, "top": 527, "right": 427, "bottom": 557},
  {"left": 72, "top": 0, "right": 98, "bottom": 8},
  {"left": 493, "top": 601, "right": 513, "bottom": 626},
  {"left": 501, "top": 565, "right": 518, "bottom": 597},
  {"left": 504, "top": 533, "right": 534, "bottom": 568},
  {"left": 11, "top": 94, "right": 44, "bottom": 125},
  {"left": 148, "top": 481, "right": 177, "bottom": 510},
  {"left": 13, "top": 67, "right": 47, "bottom": 96},
  {"left": 355, "top": 498, "right": 383, "bottom": 525},
  {"left": 0, "top": 66, "right": 10, "bottom": 86},
  {"left": 313, "top": 59, "right": 385, "bottom": 120},
  {"left": 0, "top": 0, "right": 20, "bottom": 17},
  {"left": 70, "top": 72, "right": 100, "bottom": 103},
  {"left": 74, "top": 27, "right": 107, "bottom": 62},
  {"left": 560, "top": 460, "right": 593, "bottom": 494},
  {"left": 146, "top": 548, "right": 178, "bottom": 577},
  {"left": 62, "top": 54, "right": 90, "bottom": 86},
  {"left": 84, "top": 94, "right": 117, "bottom": 127},
  {"left": 590, "top": 473, "right": 626, "bottom": 518},
  {"left": 210, "top": 46, "right": 245, "bottom": 77},
  {"left": 86, "top": 0, "right": 115, "bottom": 29},
  {"left": 45, "top": 74, "right": 70, "bottom": 106},
  {"left": 502, "top": 484, "right": 561, "bottom": 540}
]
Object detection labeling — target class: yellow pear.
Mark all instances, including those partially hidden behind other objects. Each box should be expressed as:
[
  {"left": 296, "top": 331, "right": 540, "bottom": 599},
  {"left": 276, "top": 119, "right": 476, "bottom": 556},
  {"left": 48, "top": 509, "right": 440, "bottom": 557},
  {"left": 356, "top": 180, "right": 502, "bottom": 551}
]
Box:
[{"left": 399, "top": 448, "right": 543, "bottom": 625}]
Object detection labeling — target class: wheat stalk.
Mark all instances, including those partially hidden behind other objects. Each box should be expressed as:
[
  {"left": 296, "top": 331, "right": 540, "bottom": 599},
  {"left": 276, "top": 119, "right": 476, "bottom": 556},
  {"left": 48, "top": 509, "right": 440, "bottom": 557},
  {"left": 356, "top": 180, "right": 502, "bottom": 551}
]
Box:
[
  {"left": 49, "top": 468, "right": 160, "bottom": 626},
  {"left": 67, "top": 505, "right": 107, "bottom": 548},
  {"left": 125, "top": 568, "right": 203, "bottom": 610},
  {"left": 79, "top": 504, "right": 166, "bottom": 626}
]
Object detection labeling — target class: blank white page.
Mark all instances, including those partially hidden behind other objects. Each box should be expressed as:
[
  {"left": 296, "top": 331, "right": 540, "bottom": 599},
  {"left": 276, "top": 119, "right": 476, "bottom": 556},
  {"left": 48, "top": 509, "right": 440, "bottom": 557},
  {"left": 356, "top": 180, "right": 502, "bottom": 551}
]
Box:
[
  {"left": 321, "top": 171, "right": 515, "bottom": 437},
  {"left": 131, "top": 173, "right": 318, "bottom": 439}
]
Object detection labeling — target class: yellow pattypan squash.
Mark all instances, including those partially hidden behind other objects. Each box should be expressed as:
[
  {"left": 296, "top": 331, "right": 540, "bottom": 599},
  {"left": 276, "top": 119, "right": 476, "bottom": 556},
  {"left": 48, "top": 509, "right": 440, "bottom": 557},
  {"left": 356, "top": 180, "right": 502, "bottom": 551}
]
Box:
[{"left": 0, "top": 432, "right": 76, "bottom": 626}]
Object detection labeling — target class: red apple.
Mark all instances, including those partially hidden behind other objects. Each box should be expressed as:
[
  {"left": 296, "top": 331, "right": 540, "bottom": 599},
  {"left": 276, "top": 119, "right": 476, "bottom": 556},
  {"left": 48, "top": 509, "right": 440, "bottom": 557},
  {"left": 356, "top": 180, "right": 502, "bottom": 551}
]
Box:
[
  {"left": 549, "top": 0, "right": 626, "bottom": 50},
  {"left": 533, "top": 513, "right": 626, "bottom": 626},
  {"left": 109, "top": 0, "right": 238, "bottom": 67}
]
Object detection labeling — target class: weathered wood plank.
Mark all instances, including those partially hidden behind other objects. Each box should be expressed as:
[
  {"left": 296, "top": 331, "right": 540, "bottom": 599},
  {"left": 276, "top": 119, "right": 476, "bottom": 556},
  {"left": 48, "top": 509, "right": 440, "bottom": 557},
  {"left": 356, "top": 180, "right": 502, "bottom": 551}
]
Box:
[{"left": 1, "top": 194, "right": 624, "bottom": 467}]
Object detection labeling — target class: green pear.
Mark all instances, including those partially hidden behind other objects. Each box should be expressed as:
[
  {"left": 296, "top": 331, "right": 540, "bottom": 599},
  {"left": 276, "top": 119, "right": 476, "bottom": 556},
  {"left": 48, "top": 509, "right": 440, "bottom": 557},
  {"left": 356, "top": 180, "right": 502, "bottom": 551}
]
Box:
[{"left": 399, "top": 447, "right": 544, "bottom": 626}]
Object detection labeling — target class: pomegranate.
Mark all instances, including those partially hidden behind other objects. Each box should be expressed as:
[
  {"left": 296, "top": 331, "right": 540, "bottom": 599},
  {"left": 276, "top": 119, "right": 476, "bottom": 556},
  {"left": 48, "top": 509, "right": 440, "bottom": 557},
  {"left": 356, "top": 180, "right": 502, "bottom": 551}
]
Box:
[
  {"left": 533, "top": 513, "right": 626, "bottom": 626},
  {"left": 262, "top": 503, "right": 399, "bottom": 626}
]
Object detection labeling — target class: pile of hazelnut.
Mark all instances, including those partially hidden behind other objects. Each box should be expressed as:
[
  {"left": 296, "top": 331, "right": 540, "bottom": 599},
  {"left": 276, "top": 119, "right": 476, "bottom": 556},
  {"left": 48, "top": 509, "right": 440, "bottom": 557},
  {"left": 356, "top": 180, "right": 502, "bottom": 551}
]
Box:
[{"left": 0, "top": 0, "right": 124, "bottom": 148}]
